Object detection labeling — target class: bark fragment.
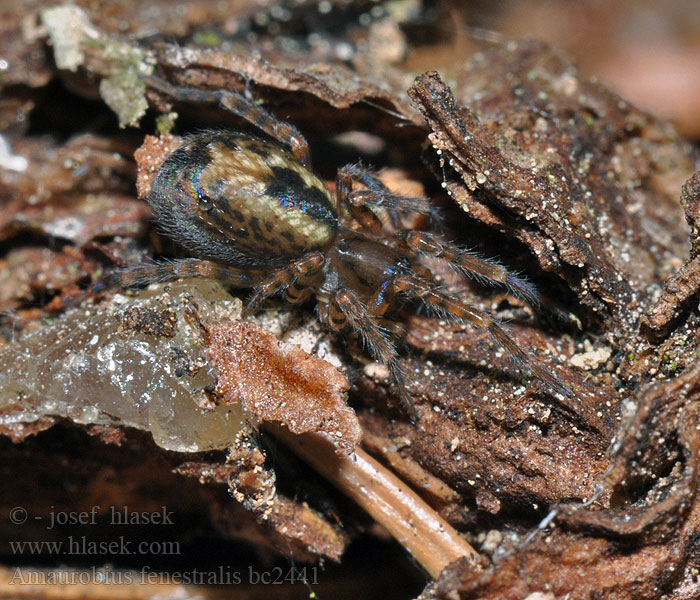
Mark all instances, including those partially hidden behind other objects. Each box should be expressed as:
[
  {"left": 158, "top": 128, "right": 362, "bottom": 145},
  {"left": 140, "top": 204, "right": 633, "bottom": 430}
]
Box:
[
  {"left": 642, "top": 171, "right": 700, "bottom": 337},
  {"left": 207, "top": 320, "right": 360, "bottom": 457},
  {"left": 408, "top": 48, "right": 695, "bottom": 332},
  {"left": 423, "top": 361, "right": 700, "bottom": 600}
]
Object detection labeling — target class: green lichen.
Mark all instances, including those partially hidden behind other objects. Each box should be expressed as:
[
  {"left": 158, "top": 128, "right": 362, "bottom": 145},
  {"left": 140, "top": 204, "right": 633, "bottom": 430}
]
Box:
[
  {"left": 41, "top": 4, "right": 154, "bottom": 127},
  {"left": 193, "top": 30, "right": 222, "bottom": 47},
  {"left": 156, "top": 112, "right": 178, "bottom": 135}
]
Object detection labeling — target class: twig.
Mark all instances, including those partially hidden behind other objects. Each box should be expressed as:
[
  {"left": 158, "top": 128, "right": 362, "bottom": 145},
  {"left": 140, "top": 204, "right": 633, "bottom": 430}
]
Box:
[{"left": 266, "top": 423, "right": 481, "bottom": 579}]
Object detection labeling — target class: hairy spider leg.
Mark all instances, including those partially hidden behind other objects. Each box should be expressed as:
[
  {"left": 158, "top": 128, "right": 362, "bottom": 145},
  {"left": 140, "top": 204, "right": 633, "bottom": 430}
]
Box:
[
  {"left": 326, "top": 288, "right": 415, "bottom": 417},
  {"left": 337, "top": 164, "right": 442, "bottom": 229},
  {"left": 284, "top": 267, "right": 324, "bottom": 305},
  {"left": 336, "top": 170, "right": 384, "bottom": 234},
  {"left": 97, "top": 258, "right": 260, "bottom": 292},
  {"left": 389, "top": 274, "right": 571, "bottom": 398},
  {"left": 400, "top": 231, "right": 544, "bottom": 308},
  {"left": 144, "top": 76, "right": 311, "bottom": 166},
  {"left": 242, "top": 252, "right": 325, "bottom": 317}
]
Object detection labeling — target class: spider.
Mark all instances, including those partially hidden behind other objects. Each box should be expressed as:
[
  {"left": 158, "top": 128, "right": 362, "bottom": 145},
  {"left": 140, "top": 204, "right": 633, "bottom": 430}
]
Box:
[{"left": 115, "top": 76, "right": 569, "bottom": 416}]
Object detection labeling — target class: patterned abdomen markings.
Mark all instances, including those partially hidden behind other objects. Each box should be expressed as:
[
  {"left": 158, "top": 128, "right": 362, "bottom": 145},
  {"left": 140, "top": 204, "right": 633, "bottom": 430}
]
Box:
[{"left": 148, "top": 131, "right": 338, "bottom": 269}]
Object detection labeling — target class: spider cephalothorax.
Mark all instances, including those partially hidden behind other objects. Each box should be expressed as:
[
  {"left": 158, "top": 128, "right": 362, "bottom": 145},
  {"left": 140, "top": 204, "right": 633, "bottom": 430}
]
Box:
[{"left": 119, "top": 76, "right": 568, "bottom": 415}]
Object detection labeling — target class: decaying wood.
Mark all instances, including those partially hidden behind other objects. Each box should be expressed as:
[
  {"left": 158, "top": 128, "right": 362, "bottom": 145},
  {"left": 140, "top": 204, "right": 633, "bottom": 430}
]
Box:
[{"left": 1, "top": 3, "right": 700, "bottom": 599}]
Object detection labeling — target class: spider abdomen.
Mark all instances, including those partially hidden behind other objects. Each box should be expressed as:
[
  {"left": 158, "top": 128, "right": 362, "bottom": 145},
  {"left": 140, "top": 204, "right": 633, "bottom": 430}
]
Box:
[{"left": 149, "top": 130, "right": 338, "bottom": 269}]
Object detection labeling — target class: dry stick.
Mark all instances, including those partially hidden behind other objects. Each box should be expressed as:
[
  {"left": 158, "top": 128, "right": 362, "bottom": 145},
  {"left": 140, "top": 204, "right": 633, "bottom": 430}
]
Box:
[{"left": 267, "top": 423, "right": 481, "bottom": 579}]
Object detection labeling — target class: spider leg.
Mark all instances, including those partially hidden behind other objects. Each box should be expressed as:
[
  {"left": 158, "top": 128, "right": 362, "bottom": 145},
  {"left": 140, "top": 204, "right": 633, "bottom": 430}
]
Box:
[
  {"left": 326, "top": 289, "right": 415, "bottom": 417},
  {"left": 390, "top": 273, "right": 572, "bottom": 397},
  {"left": 283, "top": 266, "right": 323, "bottom": 305},
  {"left": 243, "top": 252, "right": 324, "bottom": 317},
  {"left": 100, "top": 258, "right": 260, "bottom": 292},
  {"left": 337, "top": 164, "right": 441, "bottom": 229},
  {"left": 400, "top": 231, "right": 543, "bottom": 308},
  {"left": 144, "top": 76, "right": 311, "bottom": 167},
  {"left": 337, "top": 170, "right": 383, "bottom": 234}
]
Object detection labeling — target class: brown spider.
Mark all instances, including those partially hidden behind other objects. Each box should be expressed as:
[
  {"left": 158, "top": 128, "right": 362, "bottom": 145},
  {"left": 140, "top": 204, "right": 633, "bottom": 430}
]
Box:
[{"left": 115, "top": 76, "right": 568, "bottom": 415}]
